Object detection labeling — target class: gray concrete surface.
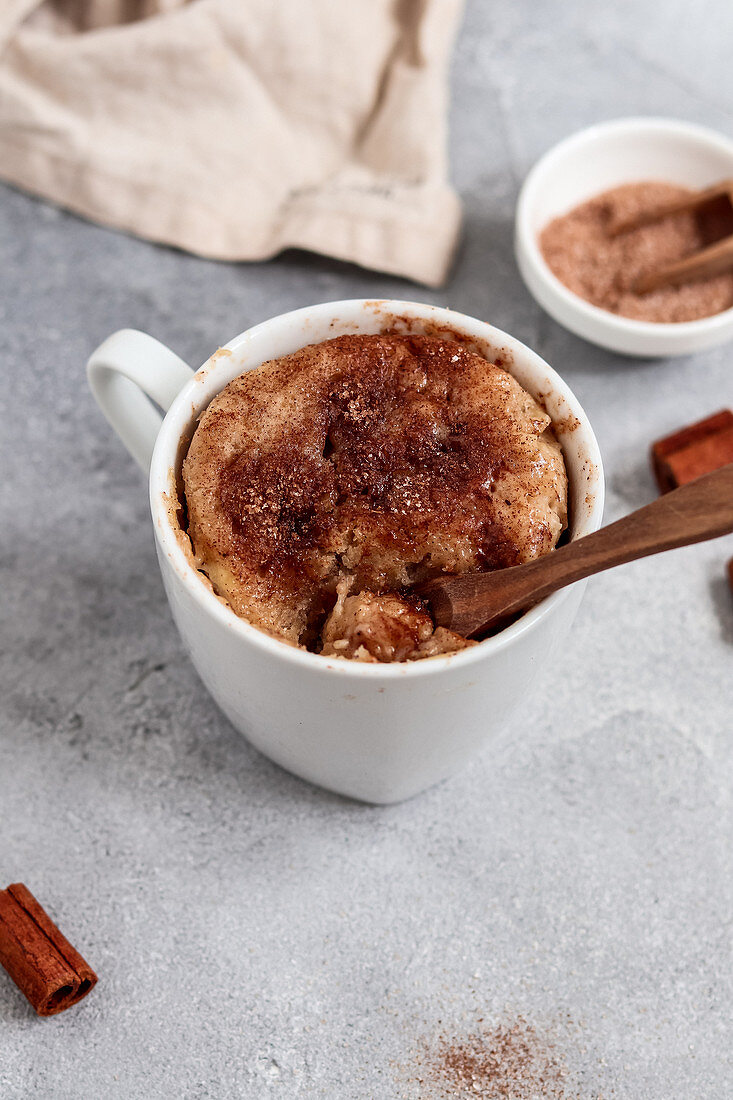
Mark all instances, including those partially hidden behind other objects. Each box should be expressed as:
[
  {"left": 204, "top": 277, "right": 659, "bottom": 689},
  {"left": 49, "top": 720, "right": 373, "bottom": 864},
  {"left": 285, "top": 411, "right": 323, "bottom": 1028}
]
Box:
[{"left": 1, "top": 2, "right": 732, "bottom": 1096}]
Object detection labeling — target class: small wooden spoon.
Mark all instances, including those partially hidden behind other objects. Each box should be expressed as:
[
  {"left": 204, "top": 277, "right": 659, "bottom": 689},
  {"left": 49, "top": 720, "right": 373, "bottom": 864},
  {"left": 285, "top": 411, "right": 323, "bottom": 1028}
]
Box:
[
  {"left": 633, "top": 233, "right": 733, "bottom": 295},
  {"left": 608, "top": 178, "right": 733, "bottom": 237},
  {"left": 605, "top": 177, "right": 733, "bottom": 294},
  {"left": 416, "top": 463, "right": 733, "bottom": 639}
]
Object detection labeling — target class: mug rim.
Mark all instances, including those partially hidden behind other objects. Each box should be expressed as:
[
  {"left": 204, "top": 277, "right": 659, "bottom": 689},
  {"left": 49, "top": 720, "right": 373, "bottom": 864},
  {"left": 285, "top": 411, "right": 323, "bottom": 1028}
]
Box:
[{"left": 149, "top": 299, "right": 605, "bottom": 679}]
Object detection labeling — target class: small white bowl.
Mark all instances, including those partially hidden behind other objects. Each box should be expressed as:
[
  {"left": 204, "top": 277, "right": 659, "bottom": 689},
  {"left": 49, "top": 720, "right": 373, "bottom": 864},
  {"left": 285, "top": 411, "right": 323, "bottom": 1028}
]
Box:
[{"left": 515, "top": 117, "right": 733, "bottom": 357}]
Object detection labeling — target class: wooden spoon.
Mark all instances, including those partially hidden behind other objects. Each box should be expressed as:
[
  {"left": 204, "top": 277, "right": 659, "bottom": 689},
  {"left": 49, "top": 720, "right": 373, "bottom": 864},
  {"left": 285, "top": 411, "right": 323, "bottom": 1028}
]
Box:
[{"left": 415, "top": 463, "right": 733, "bottom": 639}]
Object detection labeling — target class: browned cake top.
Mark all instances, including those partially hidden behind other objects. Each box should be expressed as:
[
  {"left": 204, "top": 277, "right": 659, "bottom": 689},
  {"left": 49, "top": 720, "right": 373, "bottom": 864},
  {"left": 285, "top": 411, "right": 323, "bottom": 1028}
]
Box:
[{"left": 183, "top": 333, "right": 568, "bottom": 655}]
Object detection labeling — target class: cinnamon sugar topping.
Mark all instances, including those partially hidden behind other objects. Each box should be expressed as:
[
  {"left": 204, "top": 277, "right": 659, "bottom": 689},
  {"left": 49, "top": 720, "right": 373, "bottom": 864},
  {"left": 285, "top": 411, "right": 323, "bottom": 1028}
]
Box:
[{"left": 183, "top": 334, "right": 568, "bottom": 659}]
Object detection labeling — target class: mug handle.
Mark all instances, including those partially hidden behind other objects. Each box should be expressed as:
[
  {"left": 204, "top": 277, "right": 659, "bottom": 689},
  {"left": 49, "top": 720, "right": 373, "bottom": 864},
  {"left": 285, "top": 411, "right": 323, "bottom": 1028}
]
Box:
[{"left": 87, "top": 329, "right": 195, "bottom": 472}]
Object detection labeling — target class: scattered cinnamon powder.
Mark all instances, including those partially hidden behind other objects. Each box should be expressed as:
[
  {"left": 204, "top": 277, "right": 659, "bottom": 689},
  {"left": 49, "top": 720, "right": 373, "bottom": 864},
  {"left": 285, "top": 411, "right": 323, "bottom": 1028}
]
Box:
[
  {"left": 414, "top": 1017, "right": 581, "bottom": 1099},
  {"left": 539, "top": 181, "right": 733, "bottom": 322}
]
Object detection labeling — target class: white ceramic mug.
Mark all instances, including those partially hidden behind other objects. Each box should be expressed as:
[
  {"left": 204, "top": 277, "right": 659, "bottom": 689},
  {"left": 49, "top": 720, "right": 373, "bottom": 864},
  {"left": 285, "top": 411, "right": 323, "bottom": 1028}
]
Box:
[{"left": 87, "top": 299, "right": 604, "bottom": 804}]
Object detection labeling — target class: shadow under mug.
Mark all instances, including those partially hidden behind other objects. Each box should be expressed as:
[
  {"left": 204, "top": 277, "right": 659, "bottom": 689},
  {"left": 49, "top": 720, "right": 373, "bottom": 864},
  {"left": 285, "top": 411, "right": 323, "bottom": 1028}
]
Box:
[{"left": 87, "top": 299, "right": 604, "bottom": 804}]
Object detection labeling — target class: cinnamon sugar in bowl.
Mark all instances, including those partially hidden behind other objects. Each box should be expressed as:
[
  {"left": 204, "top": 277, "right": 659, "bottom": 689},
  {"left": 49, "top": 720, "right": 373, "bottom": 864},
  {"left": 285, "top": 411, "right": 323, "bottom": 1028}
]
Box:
[{"left": 515, "top": 117, "right": 733, "bottom": 357}]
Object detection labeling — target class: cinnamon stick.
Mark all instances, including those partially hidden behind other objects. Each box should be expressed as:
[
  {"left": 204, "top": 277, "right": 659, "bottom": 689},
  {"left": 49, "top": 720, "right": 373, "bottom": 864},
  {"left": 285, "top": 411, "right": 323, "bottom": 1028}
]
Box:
[
  {"left": 727, "top": 557, "right": 733, "bottom": 596},
  {"left": 651, "top": 409, "right": 733, "bottom": 493},
  {"left": 0, "top": 884, "right": 97, "bottom": 1015}
]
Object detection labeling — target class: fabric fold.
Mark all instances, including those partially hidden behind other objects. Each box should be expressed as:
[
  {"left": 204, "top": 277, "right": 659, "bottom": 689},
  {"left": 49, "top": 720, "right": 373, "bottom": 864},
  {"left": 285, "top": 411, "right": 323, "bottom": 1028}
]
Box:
[{"left": 0, "top": 0, "right": 464, "bottom": 285}]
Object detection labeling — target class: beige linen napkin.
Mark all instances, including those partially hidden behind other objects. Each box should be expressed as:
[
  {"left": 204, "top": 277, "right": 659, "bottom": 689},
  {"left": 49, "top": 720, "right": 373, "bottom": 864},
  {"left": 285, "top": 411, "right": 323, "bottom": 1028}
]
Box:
[{"left": 0, "top": 0, "right": 463, "bottom": 286}]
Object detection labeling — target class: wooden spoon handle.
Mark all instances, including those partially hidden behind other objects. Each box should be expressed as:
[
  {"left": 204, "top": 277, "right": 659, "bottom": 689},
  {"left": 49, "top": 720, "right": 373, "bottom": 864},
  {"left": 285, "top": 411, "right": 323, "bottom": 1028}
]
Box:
[{"left": 425, "top": 463, "right": 733, "bottom": 637}]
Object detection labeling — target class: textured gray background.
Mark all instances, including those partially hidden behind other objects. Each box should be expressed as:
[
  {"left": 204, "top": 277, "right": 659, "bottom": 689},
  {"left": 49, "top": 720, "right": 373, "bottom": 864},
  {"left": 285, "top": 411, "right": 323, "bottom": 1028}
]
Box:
[{"left": 1, "top": 2, "right": 732, "bottom": 1097}]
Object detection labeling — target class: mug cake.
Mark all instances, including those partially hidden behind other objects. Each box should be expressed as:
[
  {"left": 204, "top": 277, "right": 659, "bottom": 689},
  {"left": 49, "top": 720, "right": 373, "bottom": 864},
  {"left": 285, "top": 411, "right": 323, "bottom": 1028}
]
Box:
[{"left": 183, "top": 333, "right": 568, "bottom": 662}]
